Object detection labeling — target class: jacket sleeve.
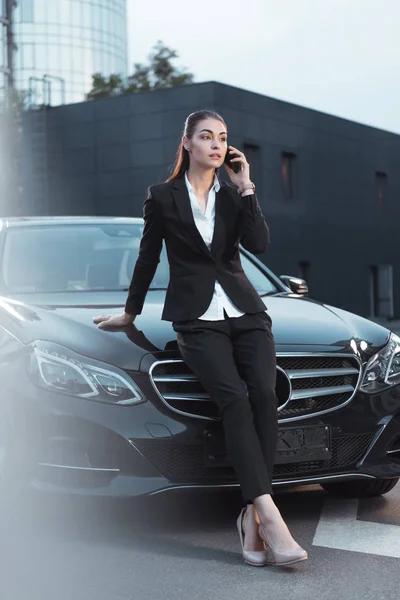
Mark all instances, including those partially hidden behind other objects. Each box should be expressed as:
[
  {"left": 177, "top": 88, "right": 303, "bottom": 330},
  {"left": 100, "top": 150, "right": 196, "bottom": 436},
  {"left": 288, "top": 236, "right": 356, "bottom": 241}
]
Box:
[
  {"left": 238, "top": 192, "right": 270, "bottom": 254},
  {"left": 124, "top": 186, "right": 164, "bottom": 315}
]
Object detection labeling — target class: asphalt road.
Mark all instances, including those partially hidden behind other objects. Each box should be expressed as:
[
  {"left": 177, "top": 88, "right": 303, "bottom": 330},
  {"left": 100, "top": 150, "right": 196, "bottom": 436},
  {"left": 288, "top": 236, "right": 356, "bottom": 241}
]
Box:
[{"left": 1, "top": 481, "right": 399, "bottom": 600}]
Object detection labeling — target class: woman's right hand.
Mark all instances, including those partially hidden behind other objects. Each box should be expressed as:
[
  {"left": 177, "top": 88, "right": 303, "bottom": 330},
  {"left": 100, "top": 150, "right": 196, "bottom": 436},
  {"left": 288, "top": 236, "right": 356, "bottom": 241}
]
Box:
[{"left": 92, "top": 312, "right": 136, "bottom": 329}]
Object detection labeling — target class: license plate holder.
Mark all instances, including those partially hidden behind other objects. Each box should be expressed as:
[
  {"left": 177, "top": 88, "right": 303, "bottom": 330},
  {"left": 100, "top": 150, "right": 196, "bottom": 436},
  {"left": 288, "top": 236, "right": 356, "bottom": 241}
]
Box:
[
  {"left": 203, "top": 425, "right": 331, "bottom": 467},
  {"left": 274, "top": 425, "right": 331, "bottom": 464}
]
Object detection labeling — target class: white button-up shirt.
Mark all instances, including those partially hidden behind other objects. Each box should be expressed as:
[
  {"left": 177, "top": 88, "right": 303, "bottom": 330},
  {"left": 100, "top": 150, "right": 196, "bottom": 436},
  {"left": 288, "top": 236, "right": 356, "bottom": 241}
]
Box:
[{"left": 184, "top": 170, "right": 245, "bottom": 321}]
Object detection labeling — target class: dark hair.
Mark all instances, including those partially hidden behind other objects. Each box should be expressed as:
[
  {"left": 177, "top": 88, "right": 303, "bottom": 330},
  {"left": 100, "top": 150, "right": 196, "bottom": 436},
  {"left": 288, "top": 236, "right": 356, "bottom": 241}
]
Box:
[{"left": 165, "top": 109, "right": 227, "bottom": 182}]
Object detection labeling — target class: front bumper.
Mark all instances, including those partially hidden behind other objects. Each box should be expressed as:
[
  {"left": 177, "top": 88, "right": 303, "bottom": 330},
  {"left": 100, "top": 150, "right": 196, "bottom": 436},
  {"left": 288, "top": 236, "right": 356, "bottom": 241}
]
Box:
[{"left": 12, "top": 365, "right": 400, "bottom": 498}]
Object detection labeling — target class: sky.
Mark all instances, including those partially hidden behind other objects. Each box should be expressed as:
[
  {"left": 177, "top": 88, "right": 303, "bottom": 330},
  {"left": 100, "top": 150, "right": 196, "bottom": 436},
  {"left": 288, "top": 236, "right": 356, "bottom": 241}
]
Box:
[{"left": 127, "top": 0, "right": 400, "bottom": 134}]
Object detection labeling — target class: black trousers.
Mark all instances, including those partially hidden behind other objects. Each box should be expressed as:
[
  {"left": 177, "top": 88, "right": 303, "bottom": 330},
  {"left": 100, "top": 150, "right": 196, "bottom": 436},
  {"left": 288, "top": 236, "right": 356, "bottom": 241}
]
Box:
[{"left": 172, "top": 309, "right": 279, "bottom": 506}]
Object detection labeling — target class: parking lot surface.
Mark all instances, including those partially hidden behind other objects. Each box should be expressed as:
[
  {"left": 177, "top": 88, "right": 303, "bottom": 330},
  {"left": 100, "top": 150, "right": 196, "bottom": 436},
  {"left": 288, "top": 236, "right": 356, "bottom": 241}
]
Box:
[{"left": 1, "top": 481, "right": 399, "bottom": 600}]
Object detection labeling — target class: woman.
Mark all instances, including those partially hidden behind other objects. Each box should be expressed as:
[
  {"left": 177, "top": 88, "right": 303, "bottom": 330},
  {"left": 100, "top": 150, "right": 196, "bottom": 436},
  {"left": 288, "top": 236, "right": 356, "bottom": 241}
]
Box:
[{"left": 93, "top": 110, "right": 308, "bottom": 567}]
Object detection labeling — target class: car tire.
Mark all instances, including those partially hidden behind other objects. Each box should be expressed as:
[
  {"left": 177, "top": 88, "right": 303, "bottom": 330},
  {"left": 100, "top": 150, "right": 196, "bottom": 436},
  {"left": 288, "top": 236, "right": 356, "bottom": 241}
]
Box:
[{"left": 320, "top": 477, "right": 399, "bottom": 498}]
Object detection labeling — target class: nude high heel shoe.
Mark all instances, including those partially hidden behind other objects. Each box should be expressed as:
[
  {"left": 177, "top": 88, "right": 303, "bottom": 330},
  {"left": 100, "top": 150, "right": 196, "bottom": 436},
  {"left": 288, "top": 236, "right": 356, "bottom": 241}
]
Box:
[
  {"left": 236, "top": 507, "right": 268, "bottom": 566},
  {"left": 257, "top": 521, "right": 308, "bottom": 566}
]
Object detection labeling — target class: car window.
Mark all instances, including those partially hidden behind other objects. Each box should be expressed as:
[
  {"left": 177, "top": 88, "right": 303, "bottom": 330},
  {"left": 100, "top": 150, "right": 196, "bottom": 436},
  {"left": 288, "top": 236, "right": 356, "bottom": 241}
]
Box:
[
  {"left": 0, "top": 224, "right": 276, "bottom": 294},
  {"left": 239, "top": 253, "right": 278, "bottom": 294}
]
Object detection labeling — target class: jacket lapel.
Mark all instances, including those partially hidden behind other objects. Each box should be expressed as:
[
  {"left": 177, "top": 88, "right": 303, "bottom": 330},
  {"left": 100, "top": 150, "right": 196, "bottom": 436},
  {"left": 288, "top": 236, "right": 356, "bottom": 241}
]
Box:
[
  {"left": 171, "top": 176, "right": 228, "bottom": 260},
  {"left": 210, "top": 186, "right": 227, "bottom": 256}
]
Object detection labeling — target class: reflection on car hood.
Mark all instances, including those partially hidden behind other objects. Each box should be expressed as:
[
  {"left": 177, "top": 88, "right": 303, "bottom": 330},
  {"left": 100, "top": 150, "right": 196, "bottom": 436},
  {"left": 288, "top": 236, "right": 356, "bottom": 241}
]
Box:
[{"left": 0, "top": 291, "right": 390, "bottom": 370}]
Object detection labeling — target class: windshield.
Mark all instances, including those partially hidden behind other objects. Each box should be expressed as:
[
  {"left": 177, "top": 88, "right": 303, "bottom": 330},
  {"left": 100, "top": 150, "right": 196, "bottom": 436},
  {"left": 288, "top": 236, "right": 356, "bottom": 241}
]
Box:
[{"left": 0, "top": 224, "right": 278, "bottom": 295}]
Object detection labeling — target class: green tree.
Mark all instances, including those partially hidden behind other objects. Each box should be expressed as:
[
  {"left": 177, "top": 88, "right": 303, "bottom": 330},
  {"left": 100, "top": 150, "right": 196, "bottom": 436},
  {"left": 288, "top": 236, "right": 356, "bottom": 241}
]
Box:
[
  {"left": 86, "top": 41, "right": 194, "bottom": 100},
  {"left": 85, "top": 73, "right": 126, "bottom": 100}
]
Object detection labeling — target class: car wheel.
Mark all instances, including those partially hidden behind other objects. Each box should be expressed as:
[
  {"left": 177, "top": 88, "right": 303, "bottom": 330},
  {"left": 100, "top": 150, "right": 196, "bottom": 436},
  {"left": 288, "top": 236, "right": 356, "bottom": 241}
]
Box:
[{"left": 320, "top": 478, "right": 399, "bottom": 498}]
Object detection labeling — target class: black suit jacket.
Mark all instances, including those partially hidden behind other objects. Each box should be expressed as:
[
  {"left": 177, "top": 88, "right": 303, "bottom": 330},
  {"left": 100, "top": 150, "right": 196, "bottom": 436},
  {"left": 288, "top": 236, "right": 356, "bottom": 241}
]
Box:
[{"left": 124, "top": 175, "right": 270, "bottom": 321}]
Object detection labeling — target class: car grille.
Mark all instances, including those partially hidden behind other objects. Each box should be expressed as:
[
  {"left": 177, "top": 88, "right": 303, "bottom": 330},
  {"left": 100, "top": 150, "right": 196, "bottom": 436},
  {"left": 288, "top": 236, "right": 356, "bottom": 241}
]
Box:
[
  {"left": 148, "top": 354, "right": 362, "bottom": 422},
  {"left": 133, "top": 431, "right": 375, "bottom": 483}
]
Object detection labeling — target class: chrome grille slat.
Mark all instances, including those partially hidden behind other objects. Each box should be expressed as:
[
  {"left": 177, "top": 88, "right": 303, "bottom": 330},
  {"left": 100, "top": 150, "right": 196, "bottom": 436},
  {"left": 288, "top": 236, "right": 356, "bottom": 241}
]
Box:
[
  {"left": 153, "top": 375, "right": 198, "bottom": 382},
  {"left": 148, "top": 353, "right": 362, "bottom": 423},
  {"left": 286, "top": 368, "right": 358, "bottom": 379},
  {"left": 290, "top": 385, "right": 355, "bottom": 400},
  {"left": 160, "top": 385, "right": 355, "bottom": 402},
  {"left": 164, "top": 393, "right": 211, "bottom": 401}
]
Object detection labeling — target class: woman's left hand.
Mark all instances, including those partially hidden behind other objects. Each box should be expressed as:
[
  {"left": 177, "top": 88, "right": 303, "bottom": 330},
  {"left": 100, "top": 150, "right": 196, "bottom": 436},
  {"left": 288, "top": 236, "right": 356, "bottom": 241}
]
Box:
[{"left": 223, "top": 145, "right": 251, "bottom": 187}]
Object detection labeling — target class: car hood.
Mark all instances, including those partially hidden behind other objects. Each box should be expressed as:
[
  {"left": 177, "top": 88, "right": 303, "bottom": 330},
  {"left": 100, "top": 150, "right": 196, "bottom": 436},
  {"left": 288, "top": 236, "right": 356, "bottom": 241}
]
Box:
[{"left": 0, "top": 291, "right": 390, "bottom": 370}]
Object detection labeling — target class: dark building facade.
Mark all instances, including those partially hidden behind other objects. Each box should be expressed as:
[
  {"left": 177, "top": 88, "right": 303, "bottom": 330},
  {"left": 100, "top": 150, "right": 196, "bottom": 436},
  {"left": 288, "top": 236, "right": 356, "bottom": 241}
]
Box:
[{"left": 19, "top": 81, "right": 400, "bottom": 320}]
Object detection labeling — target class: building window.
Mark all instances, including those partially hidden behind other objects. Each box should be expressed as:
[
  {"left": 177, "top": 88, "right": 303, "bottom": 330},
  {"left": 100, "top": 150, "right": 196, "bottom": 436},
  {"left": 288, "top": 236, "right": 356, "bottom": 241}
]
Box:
[
  {"left": 21, "top": 43, "right": 35, "bottom": 70},
  {"left": 281, "top": 151, "right": 296, "bottom": 200},
  {"left": 20, "top": 0, "right": 34, "bottom": 23},
  {"left": 370, "top": 265, "right": 393, "bottom": 318},
  {"left": 376, "top": 171, "right": 387, "bottom": 210}
]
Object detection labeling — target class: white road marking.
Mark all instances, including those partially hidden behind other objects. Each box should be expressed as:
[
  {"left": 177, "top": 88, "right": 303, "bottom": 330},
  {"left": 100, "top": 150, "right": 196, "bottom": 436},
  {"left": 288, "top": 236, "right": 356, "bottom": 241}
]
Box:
[{"left": 313, "top": 497, "right": 400, "bottom": 558}]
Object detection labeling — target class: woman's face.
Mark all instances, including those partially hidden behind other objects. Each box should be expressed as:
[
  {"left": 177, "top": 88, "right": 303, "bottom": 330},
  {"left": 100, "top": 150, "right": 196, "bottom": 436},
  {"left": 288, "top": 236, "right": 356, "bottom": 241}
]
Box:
[{"left": 184, "top": 118, "right": 228, "bottom": 171}]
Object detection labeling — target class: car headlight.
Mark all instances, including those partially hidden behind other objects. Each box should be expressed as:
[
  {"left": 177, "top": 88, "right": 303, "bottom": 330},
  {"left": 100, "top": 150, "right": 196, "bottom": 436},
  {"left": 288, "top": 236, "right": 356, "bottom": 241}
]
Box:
[
  {"left": 360, "top": 333, "right": 400, "bottom": 393},
  {"left": 26, "top": 340, "right": 146, "bottom": 405}
]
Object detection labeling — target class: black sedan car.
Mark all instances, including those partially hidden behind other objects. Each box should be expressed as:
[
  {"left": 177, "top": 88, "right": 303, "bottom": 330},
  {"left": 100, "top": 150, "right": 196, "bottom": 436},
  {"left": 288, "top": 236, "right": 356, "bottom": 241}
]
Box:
[{"left": 1, "top": 216, "right": 399, "bottom": 499}]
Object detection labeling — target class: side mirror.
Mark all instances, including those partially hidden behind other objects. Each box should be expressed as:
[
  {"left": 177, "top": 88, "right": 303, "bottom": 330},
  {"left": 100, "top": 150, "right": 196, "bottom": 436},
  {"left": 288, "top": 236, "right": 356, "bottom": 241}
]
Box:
[{"left": 279, "top": 275, "right": 308, "bottom": 297}]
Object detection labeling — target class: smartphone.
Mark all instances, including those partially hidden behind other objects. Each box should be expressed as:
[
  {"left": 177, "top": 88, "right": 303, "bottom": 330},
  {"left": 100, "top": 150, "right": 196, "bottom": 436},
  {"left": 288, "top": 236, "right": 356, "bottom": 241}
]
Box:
[{"left": 224, "top": 147, "right": 242, "bottom": 173}]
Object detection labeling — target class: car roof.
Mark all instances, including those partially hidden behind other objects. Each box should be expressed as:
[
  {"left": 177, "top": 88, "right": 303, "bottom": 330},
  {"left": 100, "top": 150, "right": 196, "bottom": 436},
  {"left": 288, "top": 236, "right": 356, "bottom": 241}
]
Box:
[{"left": 0, "top": 216, "right": 144, "bottom": 228}]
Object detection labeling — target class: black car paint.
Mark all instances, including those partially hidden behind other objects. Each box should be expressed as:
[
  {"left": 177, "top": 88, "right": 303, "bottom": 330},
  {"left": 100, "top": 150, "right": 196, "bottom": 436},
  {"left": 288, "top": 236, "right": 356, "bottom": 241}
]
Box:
[{"left": 0, "top": 218, "right": 399, "bottom": 498}]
